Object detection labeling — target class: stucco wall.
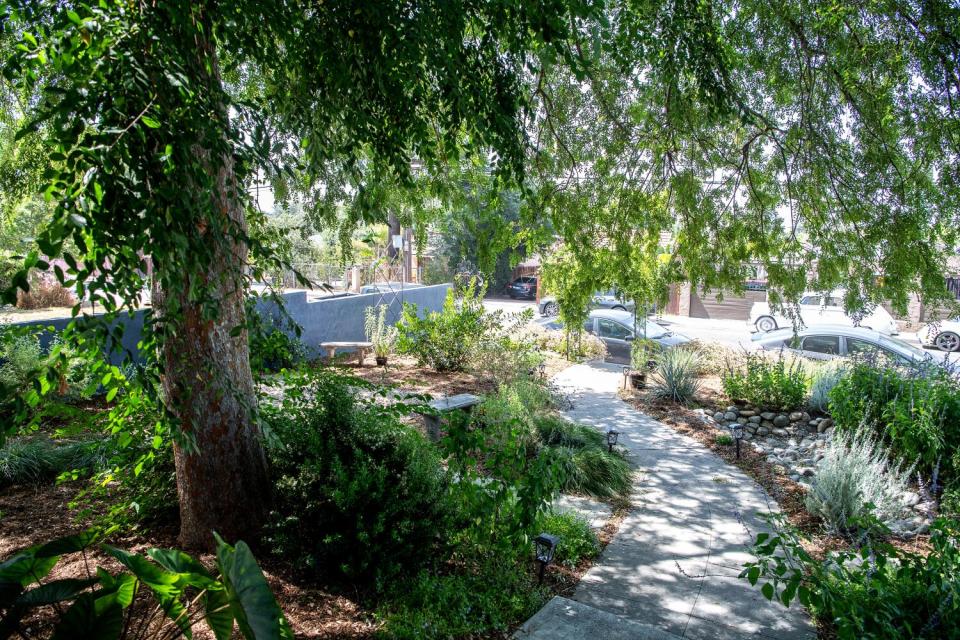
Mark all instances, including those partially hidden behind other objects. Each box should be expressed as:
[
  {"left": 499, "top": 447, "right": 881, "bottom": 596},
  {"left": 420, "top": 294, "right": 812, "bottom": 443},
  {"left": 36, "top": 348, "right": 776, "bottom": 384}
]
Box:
[{"left": 8, "top": 283, "right": 452, "bottom": 362}]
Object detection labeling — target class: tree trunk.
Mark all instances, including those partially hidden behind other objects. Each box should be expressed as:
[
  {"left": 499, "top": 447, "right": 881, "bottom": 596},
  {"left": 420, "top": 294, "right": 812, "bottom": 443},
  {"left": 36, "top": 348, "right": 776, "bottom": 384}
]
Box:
[{"left": 154, "top": 30, "right": 269, "bottom": 550}]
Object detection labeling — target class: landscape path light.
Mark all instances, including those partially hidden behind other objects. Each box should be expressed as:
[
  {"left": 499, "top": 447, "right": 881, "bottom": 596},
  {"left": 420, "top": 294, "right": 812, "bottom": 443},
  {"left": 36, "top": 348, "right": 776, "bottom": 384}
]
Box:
[
  {"left": 534, "top": 533, "right": 559, "bottom": 585},
  {"left": 730, "top": 423, "right": 745, "bottom": 459},
  {"left": 606, "top": 429, "right": 620, "bottom": 453}
]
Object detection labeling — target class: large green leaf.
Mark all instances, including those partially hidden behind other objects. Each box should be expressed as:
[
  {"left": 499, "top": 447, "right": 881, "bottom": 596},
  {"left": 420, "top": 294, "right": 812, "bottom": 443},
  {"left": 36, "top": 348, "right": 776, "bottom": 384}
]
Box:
[
  {"left": 51, "top": 592, "right": 124, "bottom": 640},
  {"left": 35, "top": 531, "right": 100, "bottom": 558},
  {"left": 0, "top": 551, "right": 59, "bottom": 588},
  {"left": 96, "top": 569, "right": 139, "bottom": 609},
  {"left": 214, "top": 534, "right": 291, "bottom": 640},
  {"left": 15, "top": 578, "right": 96, "bottom": 606},
  {"left": 102, "top": 546, "right": 191, "bottom": 638},
  {"left": 148, "top": 548, "right": 234, "bottom": 640}
]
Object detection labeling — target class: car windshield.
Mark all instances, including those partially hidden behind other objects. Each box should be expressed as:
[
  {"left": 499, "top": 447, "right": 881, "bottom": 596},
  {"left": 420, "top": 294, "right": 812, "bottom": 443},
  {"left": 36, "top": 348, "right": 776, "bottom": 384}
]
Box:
[
  {"left": 637, "top": 320, "right": 668, "bottom": 338},
  {"left": 879, "top": 335, "right": 928, "bottom": 359}
]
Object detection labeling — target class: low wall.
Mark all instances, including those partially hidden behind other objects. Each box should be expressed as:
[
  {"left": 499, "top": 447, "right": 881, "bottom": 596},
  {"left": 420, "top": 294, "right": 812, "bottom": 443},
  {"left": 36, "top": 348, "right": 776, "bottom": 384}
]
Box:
[
  {"left": 6, "top": 283, "right": 452, "bottom": 363},
  {"left": 258, "top": 283, "right": 451, "bottom": 356}
]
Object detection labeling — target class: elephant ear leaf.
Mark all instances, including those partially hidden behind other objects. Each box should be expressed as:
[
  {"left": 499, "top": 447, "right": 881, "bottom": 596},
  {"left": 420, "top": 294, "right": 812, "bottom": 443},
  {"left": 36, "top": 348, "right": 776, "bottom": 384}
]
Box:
[
  {"left": 51, "top": 592, "right": 124, "bottom": 640},
  {"left": 16, "top": 578, "right": 97, "bottom": 606},
  {"left": 102, "top": 545, "right": 192, "bottom": 638},
  {"left": 214, "top": 534, "right": 292, "bottom": 640},
  {"left": 35, "top": 531, "right": 100, "bottom": 558},
  {"left": 148, "top": 548, "right": 233, "bottom": 640}
]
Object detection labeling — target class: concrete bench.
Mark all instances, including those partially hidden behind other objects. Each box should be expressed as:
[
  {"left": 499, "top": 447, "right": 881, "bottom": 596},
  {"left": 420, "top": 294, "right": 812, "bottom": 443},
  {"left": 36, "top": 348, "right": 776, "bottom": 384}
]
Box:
[
  {"left": 417, "top": 393, "right": 482, "bottom": 442},
  {"left": 320, "top": 341, "right": 374, "bottom": 365}
]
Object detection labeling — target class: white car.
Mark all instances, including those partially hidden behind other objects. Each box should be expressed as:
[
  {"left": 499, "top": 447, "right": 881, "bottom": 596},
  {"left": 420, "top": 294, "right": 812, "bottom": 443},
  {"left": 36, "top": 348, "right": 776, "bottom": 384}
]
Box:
[
  {"left": 754, "top": 325, "right": 930, "bottom": 366},
  {"left": 749, "top": 291, "right": 898, "bottom": 336},
  {"left": 919, "top": 317, "right": 960, "bottom": 352}
]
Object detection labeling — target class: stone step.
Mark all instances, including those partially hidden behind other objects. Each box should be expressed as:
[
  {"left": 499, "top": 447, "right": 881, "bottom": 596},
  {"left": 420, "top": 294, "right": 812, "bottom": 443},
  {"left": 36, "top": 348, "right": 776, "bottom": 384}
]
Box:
[{"left": 514, "top": 596, "right": 683, "bottom": 640}]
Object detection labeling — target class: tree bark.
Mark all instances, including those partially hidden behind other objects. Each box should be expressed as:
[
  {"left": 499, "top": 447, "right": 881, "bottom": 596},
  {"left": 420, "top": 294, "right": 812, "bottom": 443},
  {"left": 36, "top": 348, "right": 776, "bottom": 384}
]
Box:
[{"left": 154, "top": 27, "right": 269, "bottom": 550}]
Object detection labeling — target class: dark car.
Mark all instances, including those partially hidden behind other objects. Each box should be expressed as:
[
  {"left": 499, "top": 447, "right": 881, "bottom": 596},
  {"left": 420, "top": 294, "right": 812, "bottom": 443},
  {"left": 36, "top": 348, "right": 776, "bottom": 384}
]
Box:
[
  {"left": 507, "top": 276, "right": 538, "bottom": 300},
  {"left": 543, "top": 309, "right": 691, "bottom": 364}
]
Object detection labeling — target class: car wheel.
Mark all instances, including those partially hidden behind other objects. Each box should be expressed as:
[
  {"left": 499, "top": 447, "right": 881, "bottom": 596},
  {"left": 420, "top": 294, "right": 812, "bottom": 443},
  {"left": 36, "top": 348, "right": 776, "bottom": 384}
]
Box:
[
  {"left": 755, "top": 316, "right": 777, "bottom": 333},
  {"left": 543, "top": 301, "right": 559, "bottom": 316},
  {"left": 935, "top": 331, "right": 960, "bottom": 353},
  {"left": 612, "top": 305, "right": 626, "bottom": 311}
]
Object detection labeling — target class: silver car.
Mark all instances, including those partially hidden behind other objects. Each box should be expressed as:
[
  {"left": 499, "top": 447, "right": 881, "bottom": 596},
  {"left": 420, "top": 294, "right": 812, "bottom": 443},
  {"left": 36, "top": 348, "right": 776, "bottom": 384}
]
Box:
[
  {"left": 544, "top": 309, "right": 690, "bottom": 364},
  {"left": 753, "top": 325, "right": 930, "bottom": 366},
  {"left": 538, "top": 290, "right": 634, "bottom": 317}
]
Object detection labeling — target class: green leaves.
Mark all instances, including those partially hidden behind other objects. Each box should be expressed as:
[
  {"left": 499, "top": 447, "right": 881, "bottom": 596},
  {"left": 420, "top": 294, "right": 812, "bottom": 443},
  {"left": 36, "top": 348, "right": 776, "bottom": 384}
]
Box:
[
  {"left": 0, "top": 530, "right": 290, "bottom": 640},
  {"left": 214, "top": 534, "right": 293, "bottom": 640}
]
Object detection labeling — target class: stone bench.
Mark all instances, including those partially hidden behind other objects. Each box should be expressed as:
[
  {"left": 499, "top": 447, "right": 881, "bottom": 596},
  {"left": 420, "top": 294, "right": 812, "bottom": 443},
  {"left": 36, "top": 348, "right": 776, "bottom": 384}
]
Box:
[
  {"left": 319, "top": 341, "right": 374, "bottom": 365},
  {"left": 416, "top": 393, "right": 482, "bottom": 442}
]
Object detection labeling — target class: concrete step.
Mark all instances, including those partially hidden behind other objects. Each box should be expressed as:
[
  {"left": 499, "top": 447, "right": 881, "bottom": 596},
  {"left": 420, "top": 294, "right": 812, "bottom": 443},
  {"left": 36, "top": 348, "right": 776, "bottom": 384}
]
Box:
[{"left": 514, "top": 596, "right": 683, "bottom": 640}]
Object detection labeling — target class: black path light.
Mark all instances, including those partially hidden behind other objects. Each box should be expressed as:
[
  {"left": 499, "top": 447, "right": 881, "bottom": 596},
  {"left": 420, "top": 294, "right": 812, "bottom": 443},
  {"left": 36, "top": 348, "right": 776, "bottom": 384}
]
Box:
[
  {"left": 622, "top": 366, "right": 630, "bottom": 390},
  {"left": 606, "top": 429, "right": 620, "bottom": 453},
  {"left": 730, "top": 423, "right": 745, "bottom": 459},
  {"left": 534, "top": 533, "right": 559, "bottom": 584}
]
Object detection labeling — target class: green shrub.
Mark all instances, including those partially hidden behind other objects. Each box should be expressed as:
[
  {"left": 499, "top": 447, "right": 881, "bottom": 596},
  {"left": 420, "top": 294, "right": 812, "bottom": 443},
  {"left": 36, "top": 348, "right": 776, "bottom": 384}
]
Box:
[
  {"left": 377, "top": 559, "right": 546, "bottom": 640},
  {"left": 807, "top": 359, "right": 847, "bottom": 413},
  {"left": 653, "top": 347, "right": 701, "bottom": 403},
  {"left": 535, "top": 510, "right": 600, "bottom": 568},
  {"left": 743, "top": 514, "right": 960, "bottom": 639},
  {"left": 0, "top": 331, "right": 43, "bottom": 394},
  {"left": 680, "top": 339, "right": 742, "bottom": 376},
  {"left": 247, "top": 300, "right": 305, "bottom": 373},
  {"left": 722, "top": 350, "right": 807, "bottom": 410},
  {"left": 477, "top": 383, "right": 631, "bottom": 500},
  {"left": 630, "top": 337, "right": 661, "bottom": 370},
  {"left": 516, "top": 323, "right": 607, "bottom": 361},
  {"left": 828, "top": 362, "right": 960, "bottom": 483},
  {"left": 716, "top": 432, "right": 734, "bottom": 446},
  {"left": 0, "top": 437, "right": 109, "bottom": 487},
  {"left": 1, "top": 530, "right": 291, "bottom": 639},
  {"left": 397, "top": 282, "right": 494, "bottom": 372},
  {"left": 264, "top": 368, "right": 450, "bottom": 591},
  {"left": 805, "top": 431, "right": 913, "bottom": 535}
]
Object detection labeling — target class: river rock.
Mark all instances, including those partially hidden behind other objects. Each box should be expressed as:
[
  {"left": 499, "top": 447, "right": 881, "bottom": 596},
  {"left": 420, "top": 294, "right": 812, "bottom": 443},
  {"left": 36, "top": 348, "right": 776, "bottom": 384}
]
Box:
[
  {"left": 748, "top": 415, "right": 762, "bottom": 424},
  {"left": 723, "top": 411, "right": 738, "bottom": 422},
  {"left": 818, "top": 418, "right": 834, "bottom": 432},
  {"left": 789, "top": 411, "right": 804, "bottom": 422},
  {"left": 761, "top": 411, "right": 776, "bottom": 421},
  {"left": 773, "top": 414, "right": 790, "bottom": 427}
]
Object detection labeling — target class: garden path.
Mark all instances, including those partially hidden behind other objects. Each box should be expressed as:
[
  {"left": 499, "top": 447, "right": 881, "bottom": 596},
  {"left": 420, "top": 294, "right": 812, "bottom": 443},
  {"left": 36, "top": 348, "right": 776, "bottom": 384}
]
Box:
[{"left": 515, "top": 362, "right": 814, "bottom": 640}]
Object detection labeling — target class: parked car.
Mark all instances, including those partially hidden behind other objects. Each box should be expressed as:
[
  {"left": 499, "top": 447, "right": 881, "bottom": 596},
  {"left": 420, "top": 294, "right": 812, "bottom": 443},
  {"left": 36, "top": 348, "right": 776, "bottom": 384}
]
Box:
[
  {"left": 545, "top": 309, "right": 690, "bottom": 364},
  {"left": 506, "top": 276, "right": 538, "bottom": 300},
  {"left": 359, "top": 282, "right": 425, "bottom": 295},
  {"left": 538, "top": 290, "right": 635, "bottom": 317},
  {"left": 753, "top": 325, "right": 930, "bottom": 366},
  {"left": 919, "top": 317, "right": 960, "bottom": 353},
  {"left": 748, "top": 291, "right": 898, "bottom": 335}
]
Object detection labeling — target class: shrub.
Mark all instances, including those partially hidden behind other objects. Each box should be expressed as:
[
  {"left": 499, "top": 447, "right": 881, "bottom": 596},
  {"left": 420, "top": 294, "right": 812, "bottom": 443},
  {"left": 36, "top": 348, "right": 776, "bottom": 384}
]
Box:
[
  {"left": 397, "top": 284, "right": 493, "bottom": 371},
  {"left": 535, "top": 510, "right": 600, "bottom": 568},
  {"left": 652, "top": 347, "right": 701, "bottom": 403},
  {"left": 722, "top": 350, "right": 807, "bottom": 410},
  {"left": 0, "top": 331, "right": 42, "bottom": 393},
  {"left": 264, "top": 368, "right": 450, "bottom": 590},
  {"left": 630, "top": 337, "right": 661, "bottom": 370},
  {"left": 477, "top": 383, "right": 631, "bottom": 499},
  {"left": 364, "top": 303, "right": 398, "bottom": 358},
  {"left": 516, "top": 324, "right": 607, "bottom": 361},
  {"left": 0, "top": 530, "right": 291, "bottom": 639},
  {"left": 680, "top": 339, "right": 741, "bottom": 376},
  {"left": 247, "top": 301, "right": 305, "bottom": 373},
  {"left": 0, "top": 437, "right": 109, "bottom": 487},
  {"left": 743, "top": 514, "right": 960, "bottom": 640},
  {"left": 377, "top": 559, "right": 546, "bottom": 640},
  {"left": 828, "top": 361, "right": 960, "bottom": 483},
  {"left": 805, "top": 431, "right": 913, "bottom": 535},
  {"left": 15, "top": 274, "right": 76, "bottom": 309},
  {"left": 807, "top": 359, "right": 847, "bottom": 413},
  {"left": 716, "top": 432, "right": 734, "bottom": 446}
]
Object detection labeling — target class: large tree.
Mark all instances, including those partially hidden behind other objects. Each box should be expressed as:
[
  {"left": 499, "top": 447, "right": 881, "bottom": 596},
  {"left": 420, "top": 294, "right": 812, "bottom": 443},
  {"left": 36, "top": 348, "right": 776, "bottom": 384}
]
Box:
[
  {"left": 0, "top": 0, "right": 599, "bottom": 547},
  {"left": 525, "top": 0, "right": 960, "bottom": 318}
]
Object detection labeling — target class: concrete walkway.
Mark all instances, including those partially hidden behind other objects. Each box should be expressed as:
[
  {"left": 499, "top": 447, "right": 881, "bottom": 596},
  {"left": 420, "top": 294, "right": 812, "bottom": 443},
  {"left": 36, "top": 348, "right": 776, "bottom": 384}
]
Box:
[{"left": 517, "top": 362, "right": 814, "bottom": 640}]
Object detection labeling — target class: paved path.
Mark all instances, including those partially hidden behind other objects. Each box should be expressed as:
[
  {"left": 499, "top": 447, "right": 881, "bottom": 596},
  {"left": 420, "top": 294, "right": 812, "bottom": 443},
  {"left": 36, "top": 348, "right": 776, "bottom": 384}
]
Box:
[{"left": 517, "top": 362, "right": 814, "bottom": 640}]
